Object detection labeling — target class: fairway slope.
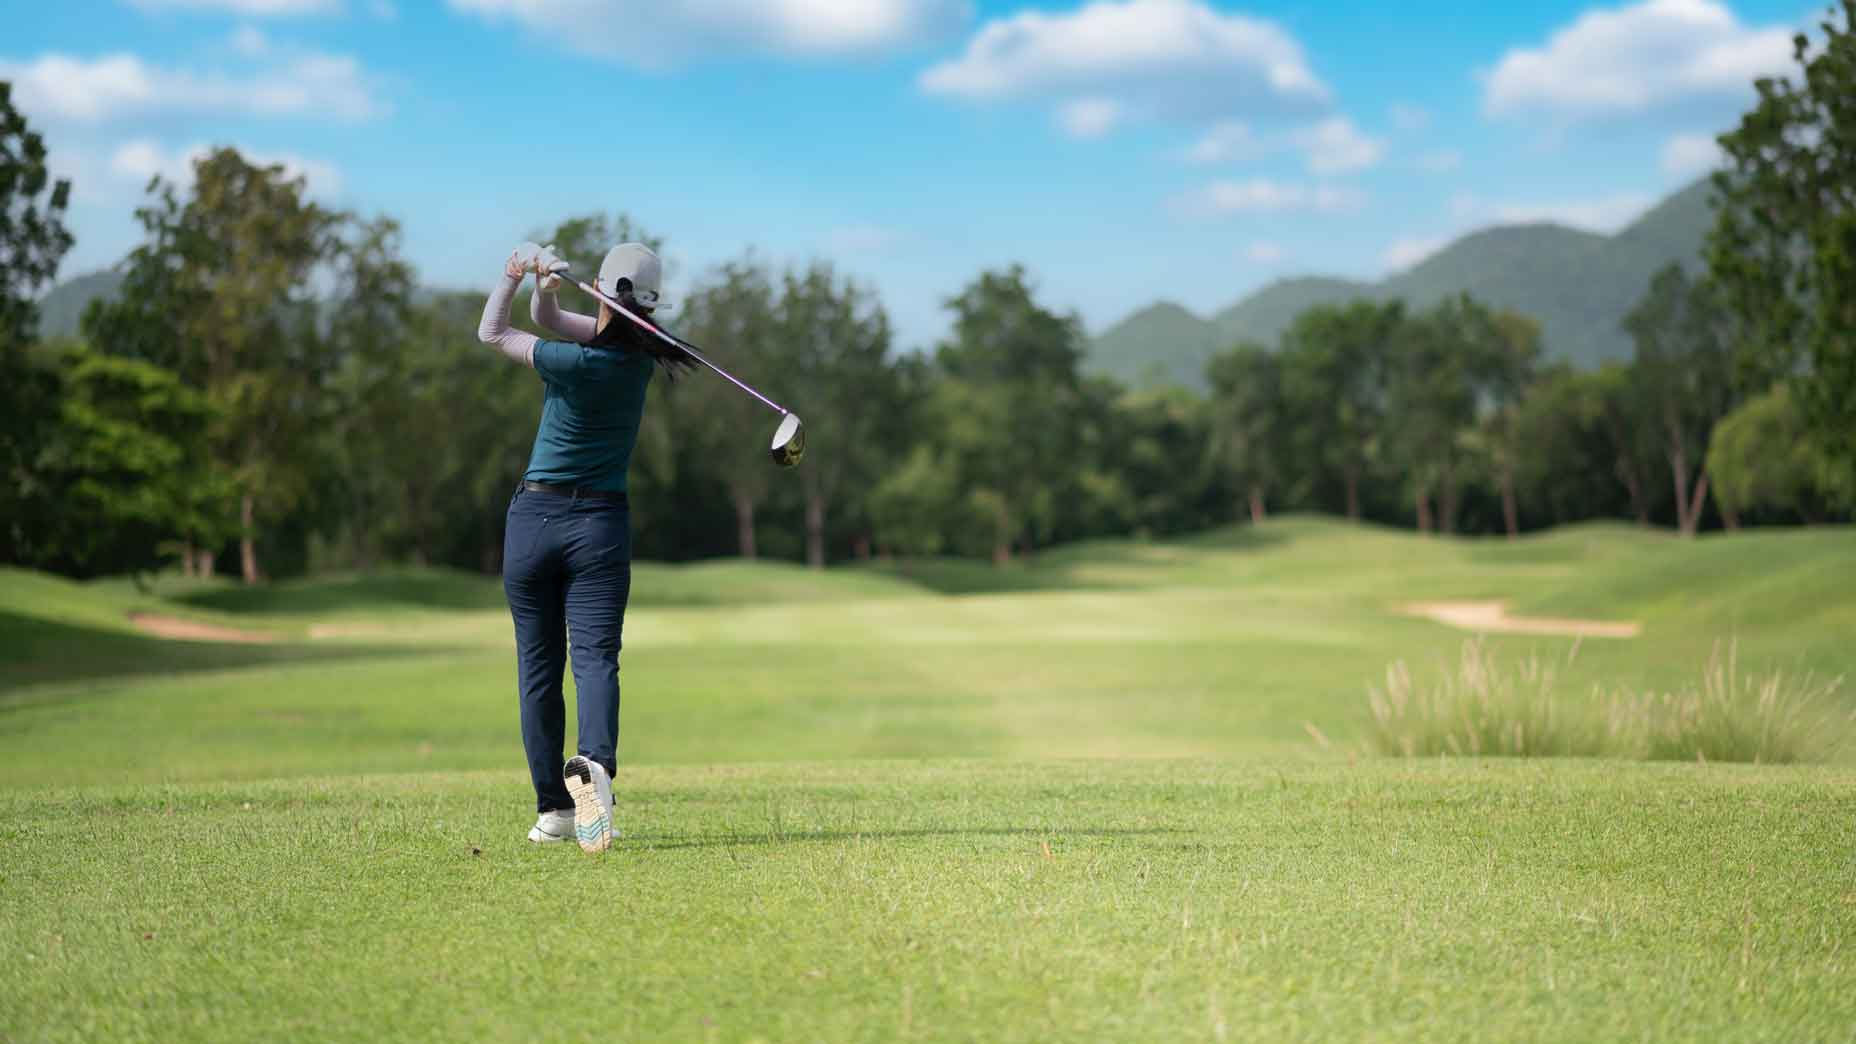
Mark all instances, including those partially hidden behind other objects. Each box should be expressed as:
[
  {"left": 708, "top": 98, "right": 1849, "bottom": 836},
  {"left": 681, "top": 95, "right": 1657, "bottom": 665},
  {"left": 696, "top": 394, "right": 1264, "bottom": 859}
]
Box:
[{"left": 2, "top": 520, "right": 1852, "bottom": 777}]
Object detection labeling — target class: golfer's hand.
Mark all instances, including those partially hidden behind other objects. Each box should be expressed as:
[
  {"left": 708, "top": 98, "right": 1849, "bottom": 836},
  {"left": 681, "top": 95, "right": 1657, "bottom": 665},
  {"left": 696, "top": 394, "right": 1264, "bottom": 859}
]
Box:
[
  {"left": 504, "top": 249, "right": 527, "bottom": 280},
  {"left": 534, "top": 244, "right": 568, "bottom": 292}
]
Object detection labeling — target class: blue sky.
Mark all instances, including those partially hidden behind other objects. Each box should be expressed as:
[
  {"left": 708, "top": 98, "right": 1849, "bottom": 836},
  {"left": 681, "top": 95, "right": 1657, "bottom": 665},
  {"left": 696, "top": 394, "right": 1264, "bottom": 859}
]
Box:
[{"left": 4, "top": 0, "right": 1820, "bottom": 350}]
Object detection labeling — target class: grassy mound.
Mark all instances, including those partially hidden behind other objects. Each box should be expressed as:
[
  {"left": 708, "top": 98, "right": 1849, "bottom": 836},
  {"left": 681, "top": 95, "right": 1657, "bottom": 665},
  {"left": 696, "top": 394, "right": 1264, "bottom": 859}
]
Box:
[
  {"left": 0, "top": 567, "right": 400, "bottom": 693},
  {"left": 1, "top": 520, "right": 1851, "bottom": 778}
]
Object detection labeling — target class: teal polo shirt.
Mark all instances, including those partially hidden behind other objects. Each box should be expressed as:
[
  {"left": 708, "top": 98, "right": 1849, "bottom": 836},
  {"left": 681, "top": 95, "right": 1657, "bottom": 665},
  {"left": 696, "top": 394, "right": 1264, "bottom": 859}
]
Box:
[{"left": 523, "top": 340, "right": 655, "bottom": 493}]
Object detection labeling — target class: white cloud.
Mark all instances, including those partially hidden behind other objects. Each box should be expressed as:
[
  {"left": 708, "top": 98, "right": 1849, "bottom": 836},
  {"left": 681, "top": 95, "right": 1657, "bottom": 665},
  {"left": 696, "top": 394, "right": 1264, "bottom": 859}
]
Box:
[
  {"left": 450, "top": 0, "right": 967, "bottom": 65},
  {"left": 1492, "top": 193, "right": 1654, "bottom": 233},
  {"left": 1661, "top": 132, "right": 1723, "bottom": 175},
  {"left": 1391, "top": 189, "right": 1661, "bottom": 274},
  {"left": 0, "top": 51, "right": 380, "bottom": 124},
  {"left": 1182, "top": 116, "right": 1383, "bottom": 173},
  {"left": 1057, "top": 97, "right": 1121, "bottom": 139},
  {"left": 1181, "top": 121, "right": 1257, "bottom": 164},
  {"left": 1417, "top": 149, "right": 1462, "bottom": 173},
  {"left": 107, "top": 140, "right": 171, "bottom": 182},
  {"left": 1292, "top": 117, "right": 1384, "bottom": 175},
  {"left": 1382, "top": 236, "right": 1447, "bottom": 272},
  {"left": 1245, "top": 240, "right": 1286, "bottom": 263},
  {"left": 128, "top": 0, "right": 341, "bottom": 12},
  {"left": 1389, "top": 103, "right": 1431, "bottom": 132},
  {"left": 230, "top": 26, "right": 270, "bottom": 56},
  {"left": 109, "top": 139, "right": 343, "bottom": 197},
  {"left": 921, "top": 0, "right": 1328, "bottom": 134},
  {"left": 1484, "top": 0, "right": 1795, "bottom": 120},
  {"left": 1443, "top": 190, "right": 1653, "bottom": 233},
  {"left": 1175, "top": 178, "right": 1365, "bottom": 217}
]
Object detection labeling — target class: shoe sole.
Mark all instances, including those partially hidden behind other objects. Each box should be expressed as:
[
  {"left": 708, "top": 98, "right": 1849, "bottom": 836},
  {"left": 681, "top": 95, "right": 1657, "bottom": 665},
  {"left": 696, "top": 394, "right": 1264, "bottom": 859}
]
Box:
[{"left": 564, "top": 756, "right": 612, "bottom": 854}]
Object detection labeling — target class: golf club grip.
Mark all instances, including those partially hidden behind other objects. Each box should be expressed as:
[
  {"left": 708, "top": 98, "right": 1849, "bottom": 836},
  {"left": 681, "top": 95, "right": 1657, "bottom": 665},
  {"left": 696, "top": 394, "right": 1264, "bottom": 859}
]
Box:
[{"left": 562, "top": 275, "right": 788, "bottom": 416}]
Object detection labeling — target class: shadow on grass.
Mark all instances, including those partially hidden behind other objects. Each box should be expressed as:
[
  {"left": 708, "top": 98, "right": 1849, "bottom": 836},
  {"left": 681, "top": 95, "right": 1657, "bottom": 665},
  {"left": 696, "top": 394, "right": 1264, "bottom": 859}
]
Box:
[
  {"left": 173, "top": 568, "right": 506, "bottom": 616},
  {"left": 0, "top": 611, "right": 426, "bottom": 699},
  {"left": 865, "top": 526, "right": 1293, "bottom": 596},
  {"left": 1174, "top": 524, "right": 1296, "bottom": 552},
  {"left": 630, "top": 826, "right": 1183, "bottom": 850}
]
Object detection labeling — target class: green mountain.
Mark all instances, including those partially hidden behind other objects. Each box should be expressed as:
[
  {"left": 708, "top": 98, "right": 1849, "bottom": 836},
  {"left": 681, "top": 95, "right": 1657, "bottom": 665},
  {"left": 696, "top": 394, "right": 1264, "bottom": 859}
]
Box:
[
  {"left": 1089, "top": 177, "right": 1717, "bottom": 390},
  {"left": 1211, "top": 276, "right": 1373, "bottom": 347},
  {"left": 1088, "top": 302, "right": 1226, "bottom": 389},
  {"left": 36, "top": 269, "right": 125, "bottom": 341}
]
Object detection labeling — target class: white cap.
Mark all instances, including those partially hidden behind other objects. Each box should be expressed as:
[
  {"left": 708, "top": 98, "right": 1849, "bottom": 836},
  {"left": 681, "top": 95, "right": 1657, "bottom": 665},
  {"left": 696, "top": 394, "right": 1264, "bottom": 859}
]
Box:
[{"left": 596, "top": 243, "right": 669, "bottom": 311}]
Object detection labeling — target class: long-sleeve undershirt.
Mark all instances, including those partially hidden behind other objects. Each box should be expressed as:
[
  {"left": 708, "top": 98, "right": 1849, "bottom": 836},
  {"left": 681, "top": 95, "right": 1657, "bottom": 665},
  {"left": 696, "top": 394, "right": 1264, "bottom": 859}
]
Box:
[
  {"left": 476, "top": 272, "right": 539, "bottom": 367},
  {"left": 532, "top": 287, "right": 599, "bottom": 342}
]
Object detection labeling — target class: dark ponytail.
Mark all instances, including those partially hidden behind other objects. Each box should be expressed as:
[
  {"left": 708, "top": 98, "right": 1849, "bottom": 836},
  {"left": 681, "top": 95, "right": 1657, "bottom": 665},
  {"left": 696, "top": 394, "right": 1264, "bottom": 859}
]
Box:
[{"left": 582, "top": 281, "right": 696, "bottom": 379}]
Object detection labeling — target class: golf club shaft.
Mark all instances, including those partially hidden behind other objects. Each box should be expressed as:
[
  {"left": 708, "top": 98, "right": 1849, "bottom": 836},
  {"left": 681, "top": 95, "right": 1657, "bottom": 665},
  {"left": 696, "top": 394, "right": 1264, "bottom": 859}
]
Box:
[{"left": 560, "top": 274, "right": 789, "bottom": 416}]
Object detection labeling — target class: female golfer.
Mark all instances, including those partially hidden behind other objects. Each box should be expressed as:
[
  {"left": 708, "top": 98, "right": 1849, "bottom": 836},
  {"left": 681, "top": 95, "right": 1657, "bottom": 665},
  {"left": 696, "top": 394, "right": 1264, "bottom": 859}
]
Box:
[{"left": 476, "top": 240, "right": 687, "bottom": 853}]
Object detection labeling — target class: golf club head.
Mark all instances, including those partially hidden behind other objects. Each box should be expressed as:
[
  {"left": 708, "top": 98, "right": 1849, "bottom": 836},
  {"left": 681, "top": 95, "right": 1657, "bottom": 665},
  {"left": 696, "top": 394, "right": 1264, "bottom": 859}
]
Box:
[{"left": 771, "top": 413, "right": 806, "bottom": 468}]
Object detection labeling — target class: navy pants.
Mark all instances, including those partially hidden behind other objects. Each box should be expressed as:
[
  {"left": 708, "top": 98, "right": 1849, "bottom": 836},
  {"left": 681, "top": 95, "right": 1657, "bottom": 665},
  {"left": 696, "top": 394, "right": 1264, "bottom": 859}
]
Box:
[{"left": 503, "top": 487, "right": 631, "bottom": 813}]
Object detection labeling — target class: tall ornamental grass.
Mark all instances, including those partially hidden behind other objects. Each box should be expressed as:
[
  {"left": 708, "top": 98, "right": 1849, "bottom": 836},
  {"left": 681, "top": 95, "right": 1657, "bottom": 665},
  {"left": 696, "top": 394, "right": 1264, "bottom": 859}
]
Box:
[{"left": 1367, "top": 638, "right": 1848, "bottom": 763}]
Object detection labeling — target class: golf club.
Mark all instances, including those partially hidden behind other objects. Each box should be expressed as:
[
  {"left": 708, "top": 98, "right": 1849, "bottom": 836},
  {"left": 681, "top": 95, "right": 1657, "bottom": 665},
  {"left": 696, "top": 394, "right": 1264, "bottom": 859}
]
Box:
[{"left": 559, "top": 269, "right": 806, "bottom": 468}]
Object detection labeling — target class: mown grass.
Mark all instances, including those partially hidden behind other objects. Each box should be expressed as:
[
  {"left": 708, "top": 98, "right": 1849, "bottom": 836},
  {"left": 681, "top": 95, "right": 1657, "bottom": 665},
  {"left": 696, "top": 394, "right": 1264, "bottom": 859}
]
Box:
[
  {"left": 2, "top": 519, "right": 1854, "bottom": 1040},
  {"left": 4, "top": 760, "right": 1854, "bottom": 1043},
  {"left": 3, "top": 519, "right": 1853, "bottom": 783}
]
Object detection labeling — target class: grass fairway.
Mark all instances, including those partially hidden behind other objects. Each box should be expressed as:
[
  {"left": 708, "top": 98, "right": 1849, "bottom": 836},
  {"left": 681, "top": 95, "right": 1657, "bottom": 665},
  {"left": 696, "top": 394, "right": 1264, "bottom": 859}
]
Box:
[{"left": 2, "top": 519, "right": 1854, "bottom": 1040}]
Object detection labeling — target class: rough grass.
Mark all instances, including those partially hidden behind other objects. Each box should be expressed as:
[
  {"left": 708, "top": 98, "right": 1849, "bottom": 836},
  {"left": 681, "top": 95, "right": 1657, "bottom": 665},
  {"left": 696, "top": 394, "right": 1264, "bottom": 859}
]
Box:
[
  {"left": 1604, "top": 642, "right": 1850, "bottom": 763},
  {"left": 1368, "top": 639, "right": 1851, "bottom": 763}
]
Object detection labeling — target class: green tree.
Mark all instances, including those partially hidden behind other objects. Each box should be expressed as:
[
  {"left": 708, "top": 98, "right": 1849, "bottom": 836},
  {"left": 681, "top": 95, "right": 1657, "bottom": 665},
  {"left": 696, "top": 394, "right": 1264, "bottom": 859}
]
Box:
[
  {"left": 27, "top": 348, "right": 228, "bottom": 576},
  {"left": 676, "top": 257, "right": 780, "bottom": 558},
  {"left": 321, "top": 217, "right": 445, "bottom": 566},
  {"left": 868, "top": 443, "right": 968, "bottom": 557},
  {"left": 1708, "top": 0, "right": 1856, "bottom": 484},
  {"left": 934, "top": 267, "right": 1085, "bottom": 564},
  {"left": 0, "top": 345, "right": 63, "bottom": 566},
  {"left": 774, "top": 262, "right": 900, "bottom": 567},
  {"left": 1708, "top": 385, "right": 1852, "bottom": 523},
  {"left": 1483, "top": 311, "right": 1544, "bottom": 538},
  {"left": 1623, "top": 264, "right": 1738, "bottom": 536},
  {"left": 85, "top": 147, "right": 342, "bottom": 580},
  {"left": 1510, "top": 366, "right": 1633, "bottom": 527},
  {"left": 1204, "top": 343, "right": 1285, "bottom": 524},
  {"left": 0, "top": 81, "right": 73, "bottom": 346},
  {"left": 1278, "top": 300, "right": 1399, "bottom": 521},
  {"left": 0, "top": 81, "right": 75, "bottom": 548},
  {"left": 1096, "top": 384, "right": 1215, "bottom": 538},
  {"left": 1386, "top": 297, "right": 1539, "bottom": 536},
  {"left": 1385, "top": 300, "right": 1479, "bottom": 533},
  {"left": 1591, "top": 363, "right": 1662, "bottom": 525}
]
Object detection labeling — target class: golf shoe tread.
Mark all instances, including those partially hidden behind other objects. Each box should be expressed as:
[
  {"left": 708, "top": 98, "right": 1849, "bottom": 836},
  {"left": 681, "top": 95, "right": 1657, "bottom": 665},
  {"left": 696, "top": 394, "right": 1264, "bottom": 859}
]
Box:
[{"left": 564, "top": 755, "right": 614, "bottom": 854}]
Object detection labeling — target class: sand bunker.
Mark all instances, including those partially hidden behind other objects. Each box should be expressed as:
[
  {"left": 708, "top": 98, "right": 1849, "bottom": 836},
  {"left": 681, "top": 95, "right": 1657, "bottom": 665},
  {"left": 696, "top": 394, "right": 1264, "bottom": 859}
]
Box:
[
  {"left": 128, "top": 613, "right": 277, "bottom": 644},
  {"left": 1401, "top": 600, "right": 1640, "bottom": 639}
]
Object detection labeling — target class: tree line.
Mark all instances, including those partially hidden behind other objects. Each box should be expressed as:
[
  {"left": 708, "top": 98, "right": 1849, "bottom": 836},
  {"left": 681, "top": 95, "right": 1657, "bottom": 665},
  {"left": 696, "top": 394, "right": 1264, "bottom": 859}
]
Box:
[{"left": 1, "top": 7, "right": 1852, "bottom": 580}]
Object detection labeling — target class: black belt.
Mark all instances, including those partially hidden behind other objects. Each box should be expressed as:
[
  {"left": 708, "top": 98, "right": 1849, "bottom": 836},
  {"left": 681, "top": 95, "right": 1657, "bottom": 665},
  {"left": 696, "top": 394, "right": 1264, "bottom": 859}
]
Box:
[{"left": 520, "top": 480, "right": 628, "bottom": 504}]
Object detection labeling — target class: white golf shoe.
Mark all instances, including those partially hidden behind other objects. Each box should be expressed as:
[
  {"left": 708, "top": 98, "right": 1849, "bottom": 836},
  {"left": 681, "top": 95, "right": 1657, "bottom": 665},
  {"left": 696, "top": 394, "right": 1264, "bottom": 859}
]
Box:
[
  {"left": 528, "top": 809, "right": 575, "bottom": 844},
  {"left": 563, "top": 756, "right": 614, "bottom": 854}
]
